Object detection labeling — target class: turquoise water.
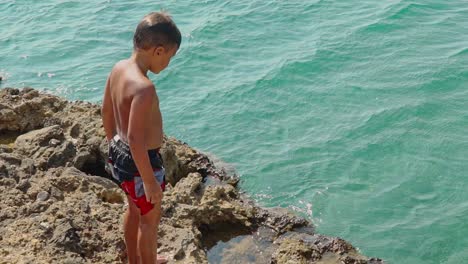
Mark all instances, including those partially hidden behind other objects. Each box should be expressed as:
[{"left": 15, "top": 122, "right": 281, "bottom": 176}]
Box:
[{"left": 2, "top": 1, "right": 468, "bottom": 263}]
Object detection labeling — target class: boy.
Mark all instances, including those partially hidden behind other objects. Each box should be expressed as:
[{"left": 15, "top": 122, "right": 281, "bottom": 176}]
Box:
[{"left": 101, "top": 12, "right": 181, "bottom": 264}]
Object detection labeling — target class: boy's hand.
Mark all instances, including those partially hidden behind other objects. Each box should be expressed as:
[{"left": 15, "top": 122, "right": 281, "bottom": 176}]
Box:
[{"left": 143, "top": 180, "right": 163, "bottom": 204}]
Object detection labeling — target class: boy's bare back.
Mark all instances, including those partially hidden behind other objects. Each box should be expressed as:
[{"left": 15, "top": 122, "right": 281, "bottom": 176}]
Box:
[{"left": 104, "top": 59, "right": 163, "bottom": 150}]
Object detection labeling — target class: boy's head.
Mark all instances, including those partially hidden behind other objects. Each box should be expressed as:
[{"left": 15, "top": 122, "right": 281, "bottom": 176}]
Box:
[{"left": 133, "top": 12, "right": 181, "bottom": 73}]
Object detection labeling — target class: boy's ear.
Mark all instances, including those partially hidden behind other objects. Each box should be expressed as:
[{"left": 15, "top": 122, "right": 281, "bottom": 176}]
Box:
[{"left": 153, "top": 46, "right": 165, "bottom": 56}]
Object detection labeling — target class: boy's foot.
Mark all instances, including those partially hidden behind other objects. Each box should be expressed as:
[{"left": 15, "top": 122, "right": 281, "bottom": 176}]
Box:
[{"left": 156, "top": 255, "right": 168, "bottom": 264}]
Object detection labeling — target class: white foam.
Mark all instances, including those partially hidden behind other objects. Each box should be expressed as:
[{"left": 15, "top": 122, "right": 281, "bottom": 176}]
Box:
[{"left": 0, "top": 70, "right": 10, "bottom": 81}]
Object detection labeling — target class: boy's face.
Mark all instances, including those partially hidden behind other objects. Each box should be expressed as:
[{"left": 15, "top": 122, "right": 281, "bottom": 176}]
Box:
[{"left": 150, "top": 45, "right": 178, "bottom": 74}]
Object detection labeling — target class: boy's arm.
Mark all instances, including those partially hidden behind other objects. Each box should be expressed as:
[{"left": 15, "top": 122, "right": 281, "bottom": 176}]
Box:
[
  {"left": 101, "top": 75, "right": 115, "bottom": 141},
  {"left": 127, "top": 86, "right": 162, "bottom": 203}
]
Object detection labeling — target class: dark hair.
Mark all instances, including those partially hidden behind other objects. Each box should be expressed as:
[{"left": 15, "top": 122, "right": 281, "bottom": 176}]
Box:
[{"left": 133, "top": 12, "right": 181, "bottom": 50}]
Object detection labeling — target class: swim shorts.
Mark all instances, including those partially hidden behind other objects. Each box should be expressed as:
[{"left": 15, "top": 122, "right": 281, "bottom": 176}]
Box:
[{"left": 107, "top": 135, "right": 166, "bottom": 215}]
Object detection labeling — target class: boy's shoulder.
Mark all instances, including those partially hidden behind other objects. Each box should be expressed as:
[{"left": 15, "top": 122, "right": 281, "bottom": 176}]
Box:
[
  {"left": 111, "top": 60, "right": 155, "bottom": 93},
  {"left": 131, "top": 77, "right": 155, "bottom": 95},
  {"left": 112, "top": 59, "right": 128, "bottom": 73}
]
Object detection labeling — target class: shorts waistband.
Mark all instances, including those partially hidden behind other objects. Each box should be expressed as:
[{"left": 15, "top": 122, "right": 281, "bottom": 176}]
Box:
[{"left": 112, "top": 135, "right": 160, "bottom": 153}]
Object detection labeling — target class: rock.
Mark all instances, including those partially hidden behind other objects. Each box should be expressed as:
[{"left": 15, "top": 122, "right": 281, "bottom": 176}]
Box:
[
  {"left": 47, "top": 141, "right": 76, "bottom": 168},
  {"left": 0, "top": 152, "right": 22, "bottom": 166},
  {"left": 162, "top": 137, "right": 229, "bottom": 186},
  {"left": 14, "top": 125, "right": 77, "bottom": 169},
  {"left": 170, "top": 173, "right": 203, "bottom": 205},
  {"left": 162, "top": 138, "right": 200, "bottom": 185},
  {"left": 29, "top": 201, "right": 50, "bottom": 213},
  {"left": 51, "top": 173, "right": 81, "bottom": 193},
  {"left": 259, "top": 207, "right": 310, "bottom": 234},
  {"left": 0, "top": 144, "right": 13, "bottom": 154},
  {"left": 49, "top": 138, "right": 61, "bottom": 147},
  {"left": 50, "top": 219, "right": 82, "bottom": 253},
  {"left": 39, "top": 222, "right": 51, "bottom": 231},
  {"left": 69, "top": 123, "right": 80, "bottom": 138},
  {"left": 26, "top": 185, "right": 42, "bottom": 200},
  {"left": 23, "top": 89, "right": 39, "bottom": 100},
  {"left": 49, "top": 186, "right": 64, "bottom": 200},
  {"left": 272, "top": 238, "right": 322, "bottom": 264},
  {"left": 73, "top": 149, "right": 93, "bottom": 169},
  {"left": 16, "top": 179, "right": 31, "bottom": 192},
  {"left": 85, "top": 136, "right": 102, "bottom": 149},
  {"left": 36, "top": 191, "right": 49, "bottom": 202},
  {"left": 19, "top": 158, "right": 36, "bottom": 175},
  {"left": 80, "top": 201, "right": 90, "bottom": 213},
  {"left": 0, "top": 108, "right": 17, "bottom": 123},
  {"left": 271, "top": 233, "right": 385, "bottom": 264},
  {"left": 97, "top": 189, "right": 124, "bottom": 204}
]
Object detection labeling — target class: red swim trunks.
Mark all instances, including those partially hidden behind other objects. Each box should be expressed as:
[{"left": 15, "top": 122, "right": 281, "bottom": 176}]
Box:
[
  {"left": 107, "top": 136, "right": 166, "bottom": 215},
  {"left": 120, "top": 169, "right": 166, "bottom": 215}
]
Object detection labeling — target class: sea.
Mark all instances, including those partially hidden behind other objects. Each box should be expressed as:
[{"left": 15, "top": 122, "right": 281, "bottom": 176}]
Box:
[{"left": 1, "top": 1, "right": 468, "bottom": 263}]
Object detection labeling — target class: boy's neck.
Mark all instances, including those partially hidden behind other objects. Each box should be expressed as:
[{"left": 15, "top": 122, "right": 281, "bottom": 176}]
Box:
[{"left": 130, "top": 51, "right": 151, "bottom": 76}]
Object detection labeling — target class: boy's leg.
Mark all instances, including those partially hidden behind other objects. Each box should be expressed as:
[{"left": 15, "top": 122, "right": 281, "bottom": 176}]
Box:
[
  {"left": 124, "top": 195, "right": 141, "bottom": 264},
  {"left": 138, "top": 201, "right": 165, "bottom": 264}
]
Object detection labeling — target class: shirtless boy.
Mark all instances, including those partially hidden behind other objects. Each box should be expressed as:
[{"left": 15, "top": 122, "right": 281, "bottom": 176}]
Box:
[{"left": 101, "top": 12, "right": 181, "bottom": 264}]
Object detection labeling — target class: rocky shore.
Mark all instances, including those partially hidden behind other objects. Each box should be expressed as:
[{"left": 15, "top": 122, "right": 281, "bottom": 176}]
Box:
[{"left": 0, "top": 88, "right": 385, "bottom": 263}]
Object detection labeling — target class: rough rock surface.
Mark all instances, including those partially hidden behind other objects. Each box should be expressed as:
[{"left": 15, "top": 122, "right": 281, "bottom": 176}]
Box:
[{"left": 0, "top": 88, "right": 385, "bottom": 263}]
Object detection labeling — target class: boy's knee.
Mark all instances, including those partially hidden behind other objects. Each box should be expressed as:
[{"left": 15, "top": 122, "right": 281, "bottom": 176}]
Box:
[{"left": 139, "top": 222, "right": 157, "bottom": 235}]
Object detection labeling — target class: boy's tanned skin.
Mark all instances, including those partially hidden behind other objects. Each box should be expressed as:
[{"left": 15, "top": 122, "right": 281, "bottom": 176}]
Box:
[{"left": 101, "top": 13, "right": 180, "bottom": 264}]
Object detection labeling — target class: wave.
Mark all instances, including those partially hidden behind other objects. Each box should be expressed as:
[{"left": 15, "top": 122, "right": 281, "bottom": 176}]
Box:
[
  {"left": 386, "top": 2, "right": 431, "bottom": 20},
  {"left": 448, "top": 47, "right": 468, "bottom": 59}
]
